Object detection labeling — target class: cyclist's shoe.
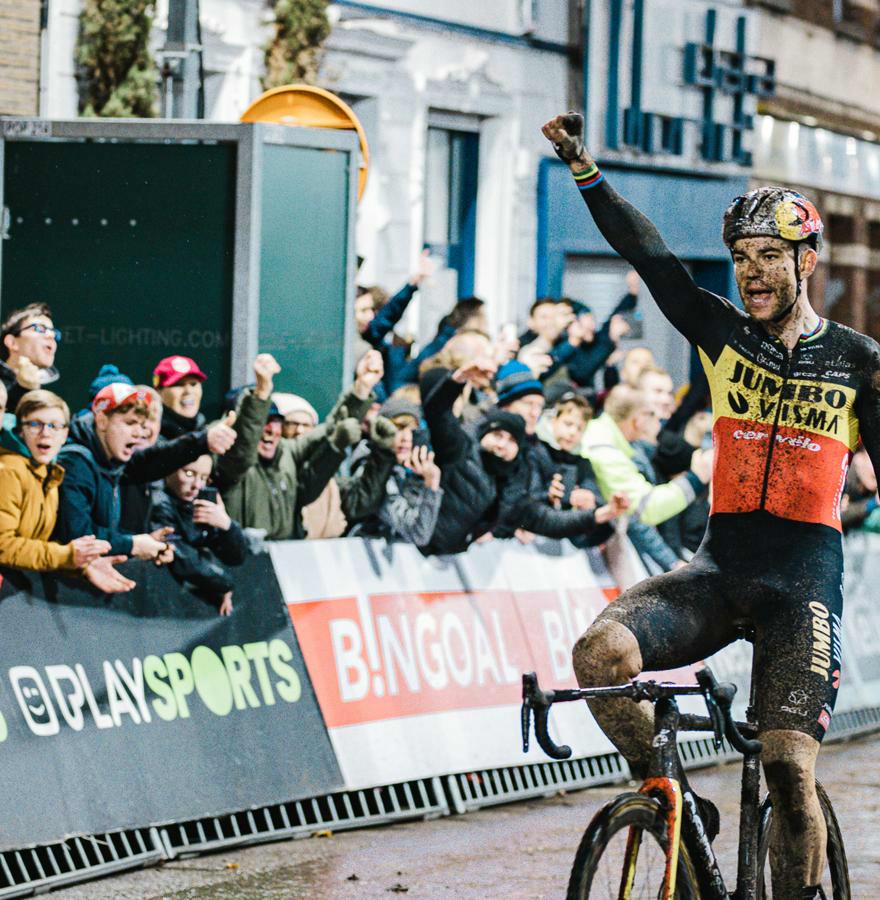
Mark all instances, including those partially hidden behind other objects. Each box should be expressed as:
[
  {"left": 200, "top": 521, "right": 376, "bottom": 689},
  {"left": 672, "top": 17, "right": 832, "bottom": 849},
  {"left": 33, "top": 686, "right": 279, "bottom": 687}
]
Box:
[
  {"left": 694, "top": 793, "right": 720, "bottom": 842},
  {"left": 802, "top": 887, "right": 827, "bottom": 900}
]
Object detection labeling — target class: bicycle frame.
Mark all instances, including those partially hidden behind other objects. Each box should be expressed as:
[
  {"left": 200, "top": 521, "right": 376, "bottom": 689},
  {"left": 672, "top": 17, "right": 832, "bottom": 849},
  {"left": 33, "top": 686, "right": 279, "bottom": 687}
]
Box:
[{"left": 638, "top": 672, "right": 763, "bottom": 900}]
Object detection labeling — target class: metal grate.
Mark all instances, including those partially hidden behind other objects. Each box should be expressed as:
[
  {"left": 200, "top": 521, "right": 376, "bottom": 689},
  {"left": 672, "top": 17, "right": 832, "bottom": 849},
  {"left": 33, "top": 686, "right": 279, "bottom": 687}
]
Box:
[
  {"left": 0, "top": 827, "right": 162, "bottom": 898},
  {"left": 161, "top": 777, "right": 448, "bottom": 859},
  {"left": 445, "top": 752, "right": 627, "bottom": 814},
  {"left": 2, "top": 709, "right": 879, "bottom": 896}
]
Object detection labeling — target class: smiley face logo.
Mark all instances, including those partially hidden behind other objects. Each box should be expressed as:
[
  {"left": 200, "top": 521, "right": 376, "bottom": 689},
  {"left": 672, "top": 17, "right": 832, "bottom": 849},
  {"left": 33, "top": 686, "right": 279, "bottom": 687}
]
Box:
[{"left": 10, "top": 667, "right": 59, "bottom": 736}]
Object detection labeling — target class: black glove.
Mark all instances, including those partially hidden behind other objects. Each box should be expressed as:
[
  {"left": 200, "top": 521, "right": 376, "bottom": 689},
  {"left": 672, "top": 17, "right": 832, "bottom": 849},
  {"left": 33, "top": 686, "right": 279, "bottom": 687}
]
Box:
[{"left": 552, "top": 112, "right": 585, "bottom": 163}]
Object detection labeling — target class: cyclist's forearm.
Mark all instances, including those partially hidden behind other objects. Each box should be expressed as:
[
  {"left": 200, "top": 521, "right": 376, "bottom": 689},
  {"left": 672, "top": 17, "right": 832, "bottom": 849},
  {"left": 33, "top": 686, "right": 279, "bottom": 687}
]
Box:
[{"left": 566, "top": 166, "right": 708, "bottom": 345}]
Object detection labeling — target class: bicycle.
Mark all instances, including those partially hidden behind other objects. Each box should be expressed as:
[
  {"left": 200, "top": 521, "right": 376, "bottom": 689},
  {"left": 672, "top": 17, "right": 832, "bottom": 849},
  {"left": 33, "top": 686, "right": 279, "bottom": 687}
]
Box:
[{"left": 520, "top": 635, "right": 850, "bottom": 899}]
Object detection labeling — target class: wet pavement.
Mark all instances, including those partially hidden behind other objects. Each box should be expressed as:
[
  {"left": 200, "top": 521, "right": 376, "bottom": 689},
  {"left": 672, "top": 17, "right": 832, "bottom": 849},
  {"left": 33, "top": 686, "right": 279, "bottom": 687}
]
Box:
[{"left": 53, "top": 733, "right": 880, "bottom": 898}]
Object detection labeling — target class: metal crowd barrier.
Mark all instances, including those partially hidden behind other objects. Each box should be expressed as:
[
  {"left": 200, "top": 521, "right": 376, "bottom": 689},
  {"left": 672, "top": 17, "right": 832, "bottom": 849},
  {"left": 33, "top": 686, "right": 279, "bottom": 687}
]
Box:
[{"left": 4, "top": 712, "right": 880, "bottom": 898}]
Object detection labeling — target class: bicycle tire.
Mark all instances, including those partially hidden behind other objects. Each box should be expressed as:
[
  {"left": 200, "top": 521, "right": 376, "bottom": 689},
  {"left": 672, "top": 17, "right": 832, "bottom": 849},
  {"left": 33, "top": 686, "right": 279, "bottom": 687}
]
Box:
[
  {"left": 756, "top": 780, "right": 850, "bottom": 899},
  {"left": 567, "top": 792, "right": 700, "bottom": 899}
]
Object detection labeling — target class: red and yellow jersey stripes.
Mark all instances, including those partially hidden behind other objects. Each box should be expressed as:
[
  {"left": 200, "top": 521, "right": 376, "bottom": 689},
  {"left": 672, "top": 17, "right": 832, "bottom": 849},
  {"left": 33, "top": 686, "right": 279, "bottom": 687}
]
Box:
[{"left": 700, "top": 321, "right": 862, "bottom": 532}]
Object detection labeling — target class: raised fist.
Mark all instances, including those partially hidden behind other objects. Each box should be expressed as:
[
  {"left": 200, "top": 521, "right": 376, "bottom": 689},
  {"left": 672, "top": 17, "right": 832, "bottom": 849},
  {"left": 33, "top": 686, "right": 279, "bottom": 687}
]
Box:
[{"left": 541, "top": 112, "right": 585, "bottom": 163}]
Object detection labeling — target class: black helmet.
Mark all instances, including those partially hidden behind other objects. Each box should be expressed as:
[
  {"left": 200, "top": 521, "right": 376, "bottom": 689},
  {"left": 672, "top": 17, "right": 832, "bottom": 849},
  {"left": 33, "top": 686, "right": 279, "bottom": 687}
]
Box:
[{"left": 722, "top": 187, "right": 823, "bottom": 254}]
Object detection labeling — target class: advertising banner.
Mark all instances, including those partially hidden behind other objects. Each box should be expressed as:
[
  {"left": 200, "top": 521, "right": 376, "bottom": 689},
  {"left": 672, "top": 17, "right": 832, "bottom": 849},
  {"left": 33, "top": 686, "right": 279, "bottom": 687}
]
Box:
[
  {"left": 0, "top": 554, "right": 342, "bottom": 850},
  {"left": 274, "top": 537, "right": 630, "bottom": 789}
]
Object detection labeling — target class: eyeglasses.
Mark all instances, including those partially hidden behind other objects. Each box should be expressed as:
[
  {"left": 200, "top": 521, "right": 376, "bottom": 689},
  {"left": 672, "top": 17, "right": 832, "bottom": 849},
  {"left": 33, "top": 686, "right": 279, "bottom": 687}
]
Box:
[
  {"left": 20, "top": 420, "right": 68, "bottom": 434},
  {"left": 17, "top": 323, "right": 62, "bottom": 342}
]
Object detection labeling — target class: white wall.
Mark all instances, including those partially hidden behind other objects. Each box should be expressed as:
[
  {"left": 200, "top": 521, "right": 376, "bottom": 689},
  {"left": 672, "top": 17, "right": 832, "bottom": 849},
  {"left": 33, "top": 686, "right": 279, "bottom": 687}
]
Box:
[{"left": 750, "top": 11, "right": 880, "bottom": 124}]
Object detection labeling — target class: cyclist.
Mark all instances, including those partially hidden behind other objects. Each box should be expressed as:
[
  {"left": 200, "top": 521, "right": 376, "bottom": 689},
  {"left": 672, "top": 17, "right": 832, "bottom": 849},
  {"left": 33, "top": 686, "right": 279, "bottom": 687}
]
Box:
[{"left": 541, "top": 111, "right": 880, "bottom": 900}]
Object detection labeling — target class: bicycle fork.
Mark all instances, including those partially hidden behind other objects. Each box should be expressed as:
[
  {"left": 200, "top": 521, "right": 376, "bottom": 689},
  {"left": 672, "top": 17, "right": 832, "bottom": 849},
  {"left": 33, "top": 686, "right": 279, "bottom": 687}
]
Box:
[{"left": 622, "top": 697, "right": 687, "bottom": 900}]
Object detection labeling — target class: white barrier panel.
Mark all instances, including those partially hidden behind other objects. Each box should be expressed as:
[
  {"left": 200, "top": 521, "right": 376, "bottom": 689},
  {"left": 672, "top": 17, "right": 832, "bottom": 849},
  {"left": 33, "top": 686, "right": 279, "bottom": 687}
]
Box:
[
  {"left": 837, "top": 532, "right": 880, "bottom": 712},
  {"left": 271, "top": 537, "right": 621, "bottom": 788},
  {"left": 271, "top": 532, "right": 880, "bottom": 791}
]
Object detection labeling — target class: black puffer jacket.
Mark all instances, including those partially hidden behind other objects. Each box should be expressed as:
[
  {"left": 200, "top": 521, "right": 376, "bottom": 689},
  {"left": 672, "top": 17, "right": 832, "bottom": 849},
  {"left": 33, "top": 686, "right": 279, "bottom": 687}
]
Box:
[
  {"left": 160, "top": 407, "right": 207, "bottom": 441},
  {"left": 524, "top": 438, "right": 613, "bottom": 548},
  {"left": 420, "top": 370, "right": 603, "bottom": 555},
  {"left": 150, "top": 489, "right": 248, "bottom": 605}
]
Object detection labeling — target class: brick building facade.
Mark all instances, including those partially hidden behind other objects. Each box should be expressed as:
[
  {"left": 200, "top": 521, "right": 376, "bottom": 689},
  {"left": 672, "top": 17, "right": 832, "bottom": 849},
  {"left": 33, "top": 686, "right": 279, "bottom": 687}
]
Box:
[{"left": 0, "top": 0, "right": 41, "bottom": 115}]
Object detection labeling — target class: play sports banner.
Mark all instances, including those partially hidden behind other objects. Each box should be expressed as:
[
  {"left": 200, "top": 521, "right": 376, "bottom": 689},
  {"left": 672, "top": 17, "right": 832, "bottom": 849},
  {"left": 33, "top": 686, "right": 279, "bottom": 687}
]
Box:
[{"left": 0, "top": 554, "right": 342, "bottom": 850}]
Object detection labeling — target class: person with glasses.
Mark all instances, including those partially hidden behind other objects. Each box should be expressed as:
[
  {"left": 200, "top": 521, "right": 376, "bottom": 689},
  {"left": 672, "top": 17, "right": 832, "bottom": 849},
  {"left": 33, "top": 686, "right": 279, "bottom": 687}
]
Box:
[
  {"left": 0, "top": 390, "right": 135, "bottom": 593},
  {"left": 0, "top": 303, "right": 61, "bottom": 413}
]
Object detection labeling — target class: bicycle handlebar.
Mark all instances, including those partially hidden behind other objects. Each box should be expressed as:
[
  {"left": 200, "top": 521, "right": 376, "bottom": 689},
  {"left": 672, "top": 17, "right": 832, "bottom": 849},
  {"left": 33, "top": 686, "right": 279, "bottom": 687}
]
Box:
[{"left": 521, "top": 667, "right": 763, "bottom": 760}]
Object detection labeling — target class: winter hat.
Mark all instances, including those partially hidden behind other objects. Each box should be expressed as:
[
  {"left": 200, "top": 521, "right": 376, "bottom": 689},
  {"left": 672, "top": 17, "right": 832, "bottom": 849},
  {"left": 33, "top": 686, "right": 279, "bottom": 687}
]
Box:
[
  {"left": 476, "top": 408, "right": 526, "bottom": 447},
  {"left": 273, "top": 392, "right": 319, "bottom": 426},
  {"left": 379, "top": 396, "right": 421, "bottom": 425},
  {"left": 495, "top": 360, "right": 544, "bottom": 407},
  {"left": 87, "top": 364, "right": 133, "bottom": 402}
]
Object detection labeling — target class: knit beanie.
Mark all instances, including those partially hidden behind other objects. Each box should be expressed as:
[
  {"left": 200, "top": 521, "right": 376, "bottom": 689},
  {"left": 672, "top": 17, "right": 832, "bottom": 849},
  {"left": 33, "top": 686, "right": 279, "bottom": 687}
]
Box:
[
  {"left": 87, "top": 364, "right": 133, "bottom": 403},
  {"left": 476, "top": 408, "right": 527, "bottom": 447},
  {"left": 495, "top": 360, "right": 545, "bottom": 407},
  {"left": 379, "top": 396, "right": 421, "bottom": 424}
]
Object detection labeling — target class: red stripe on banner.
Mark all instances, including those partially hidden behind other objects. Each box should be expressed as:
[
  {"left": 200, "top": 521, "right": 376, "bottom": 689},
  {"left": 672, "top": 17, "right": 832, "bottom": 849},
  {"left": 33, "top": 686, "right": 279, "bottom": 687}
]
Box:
[{"left": 288, "top": 585, "right": 613, "bottom": 728}]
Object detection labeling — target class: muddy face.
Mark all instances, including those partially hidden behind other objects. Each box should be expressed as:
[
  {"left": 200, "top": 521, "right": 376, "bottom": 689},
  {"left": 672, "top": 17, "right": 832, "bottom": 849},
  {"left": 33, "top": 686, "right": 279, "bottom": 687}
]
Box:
[{"left": 732, "top": 237, "right": 801, "bottom": 322}]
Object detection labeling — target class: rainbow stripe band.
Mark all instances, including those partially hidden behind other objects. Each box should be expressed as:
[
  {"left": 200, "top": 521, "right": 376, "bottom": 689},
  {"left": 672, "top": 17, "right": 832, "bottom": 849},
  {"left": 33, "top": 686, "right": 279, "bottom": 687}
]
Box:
[{"left": 573, "top": 164, "right": 604, "bottom": 191}]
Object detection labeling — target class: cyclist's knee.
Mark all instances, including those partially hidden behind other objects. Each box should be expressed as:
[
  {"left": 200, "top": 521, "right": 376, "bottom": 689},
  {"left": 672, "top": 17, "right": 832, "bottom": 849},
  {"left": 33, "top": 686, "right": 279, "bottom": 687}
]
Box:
[
  {"left": 761, "top": 730, "right": 820, "bottom": 815},
  {"left": 573, "top": 618, "right": 642, "bottom": 688}
]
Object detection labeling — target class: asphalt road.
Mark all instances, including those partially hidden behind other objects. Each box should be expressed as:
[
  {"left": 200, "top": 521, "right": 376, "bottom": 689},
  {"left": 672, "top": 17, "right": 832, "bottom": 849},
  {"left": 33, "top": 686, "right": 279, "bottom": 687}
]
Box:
[{"left": 53, "top": 732, "right": 880, "bottom": 898}]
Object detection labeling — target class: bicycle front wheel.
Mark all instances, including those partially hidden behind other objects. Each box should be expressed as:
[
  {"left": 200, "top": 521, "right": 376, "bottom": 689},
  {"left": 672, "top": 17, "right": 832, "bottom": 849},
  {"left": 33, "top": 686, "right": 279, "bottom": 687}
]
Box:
[
  {"left": 567, "top": 792, "right": 700, "bottom": 900},
  {"left": 757, "top": 780, "right": 850, "bottom": 899}
]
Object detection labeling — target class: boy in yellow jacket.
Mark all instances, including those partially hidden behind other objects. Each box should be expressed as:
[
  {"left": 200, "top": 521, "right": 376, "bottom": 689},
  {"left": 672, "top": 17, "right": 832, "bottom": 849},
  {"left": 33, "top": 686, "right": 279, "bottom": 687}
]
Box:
[{"left": 0, "top": 390, "right": 134, "bottom": 593}]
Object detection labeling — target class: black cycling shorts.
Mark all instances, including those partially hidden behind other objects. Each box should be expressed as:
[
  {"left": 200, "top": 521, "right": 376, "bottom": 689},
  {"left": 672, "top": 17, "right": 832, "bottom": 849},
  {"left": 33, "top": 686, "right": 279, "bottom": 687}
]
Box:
[{"left": 596, "top": 511, "right": 844, "bottom": 742}]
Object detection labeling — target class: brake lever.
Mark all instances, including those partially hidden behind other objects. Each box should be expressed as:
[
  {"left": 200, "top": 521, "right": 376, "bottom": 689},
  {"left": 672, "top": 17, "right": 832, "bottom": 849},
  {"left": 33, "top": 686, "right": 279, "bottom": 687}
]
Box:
[
  {"left": 696, "top": 667, "right": 763, "bottom": 756},
  {"left": 521, "top": 672, "right": 573, "bottom": 760},
  {"left": 696, "top": 667, "right": 727, "bottom": 750},
  {"left": 521, "top": 686, "right": 532, "bottom": 753}
]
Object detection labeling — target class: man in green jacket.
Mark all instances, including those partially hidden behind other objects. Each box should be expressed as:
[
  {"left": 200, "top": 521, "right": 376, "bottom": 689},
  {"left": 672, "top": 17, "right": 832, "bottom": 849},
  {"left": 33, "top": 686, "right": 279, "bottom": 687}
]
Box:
[
  {"left": 216, "top": 350, "right": 390, "bottom": 541},
  {"left": 584, "top": 385, "right": 712, "bottom": 526}
]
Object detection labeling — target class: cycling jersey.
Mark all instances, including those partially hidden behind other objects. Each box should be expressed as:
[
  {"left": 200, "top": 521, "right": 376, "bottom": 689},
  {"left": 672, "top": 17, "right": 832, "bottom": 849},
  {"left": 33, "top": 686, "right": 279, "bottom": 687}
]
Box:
[
  {"left": 576, "top": 180, "right": 880, "bottom": 536},
  {"left": 576, "top": 175, "right": 880, "bottom": 740}
]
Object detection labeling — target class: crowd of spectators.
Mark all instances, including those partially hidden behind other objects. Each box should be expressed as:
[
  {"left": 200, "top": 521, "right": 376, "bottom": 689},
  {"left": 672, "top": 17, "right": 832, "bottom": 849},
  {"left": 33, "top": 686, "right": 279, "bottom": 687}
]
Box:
[{"left": 4, "top": 262, "right": 796, "bottom": 611}]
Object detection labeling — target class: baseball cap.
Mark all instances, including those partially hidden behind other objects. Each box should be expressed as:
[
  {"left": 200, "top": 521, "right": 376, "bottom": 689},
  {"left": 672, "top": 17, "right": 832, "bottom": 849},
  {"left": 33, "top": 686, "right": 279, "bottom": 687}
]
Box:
[
  {"left": 92, "top": 383, "right": 152, "bottom": 415},
  {"left": 152, "top": 356, "right": 207, "bottom": 389}
]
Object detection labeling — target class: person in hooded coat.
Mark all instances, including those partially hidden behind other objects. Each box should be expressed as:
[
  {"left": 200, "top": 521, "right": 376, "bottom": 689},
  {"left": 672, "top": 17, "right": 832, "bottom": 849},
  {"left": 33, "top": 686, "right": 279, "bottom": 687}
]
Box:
[{"left": 419, "top": 364, "right": 628, "bottom": 556}]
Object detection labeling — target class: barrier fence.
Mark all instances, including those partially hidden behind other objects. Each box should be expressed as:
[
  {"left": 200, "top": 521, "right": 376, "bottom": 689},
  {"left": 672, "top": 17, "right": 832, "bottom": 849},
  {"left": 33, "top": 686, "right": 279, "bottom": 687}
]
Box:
[{"left": 0, "top": 531, "right": 878, "bottom": 896}]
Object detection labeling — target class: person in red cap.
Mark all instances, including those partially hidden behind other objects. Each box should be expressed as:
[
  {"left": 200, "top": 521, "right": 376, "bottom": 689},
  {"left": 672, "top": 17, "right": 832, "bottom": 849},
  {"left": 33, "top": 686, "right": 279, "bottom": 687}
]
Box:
[{"left": 152, "top": 355, "right": 209, "bottom": 441}]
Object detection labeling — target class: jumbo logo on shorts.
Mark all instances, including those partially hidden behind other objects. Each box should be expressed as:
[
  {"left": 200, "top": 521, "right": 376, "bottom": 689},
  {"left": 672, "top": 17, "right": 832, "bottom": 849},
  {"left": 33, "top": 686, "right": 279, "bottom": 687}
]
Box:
[{"left": 809, "top": 601, "right": 833, "bottom": 680}]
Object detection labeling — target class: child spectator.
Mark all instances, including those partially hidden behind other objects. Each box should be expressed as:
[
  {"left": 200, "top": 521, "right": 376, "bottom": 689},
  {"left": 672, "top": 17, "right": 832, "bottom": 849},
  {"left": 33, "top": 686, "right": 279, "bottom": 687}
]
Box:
[
  {"left": 151, "top": 454, "right": 248, "bottom": 615},
  {"left": 0, "top": 390, "right": 134, "bottom": 592},
  {"left": 54, "top": 383, "right": 177, "bottom": 565}
]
